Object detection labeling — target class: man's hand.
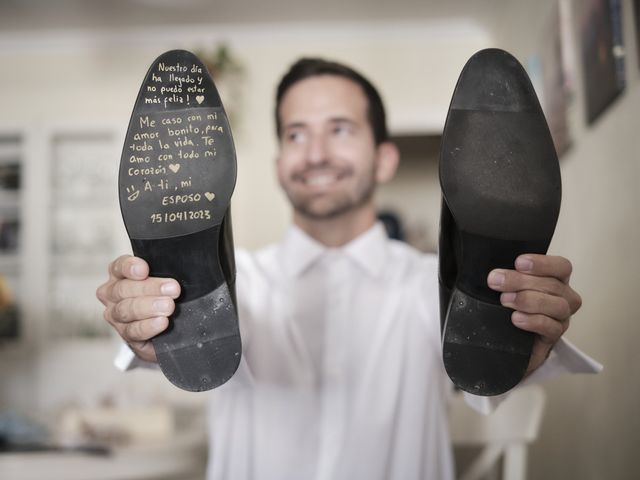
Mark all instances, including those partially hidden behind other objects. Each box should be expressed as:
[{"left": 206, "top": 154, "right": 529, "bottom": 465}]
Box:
[
  {"left": 96, "top": 255, "right": 181, "bottom": 363},
  {"left": 487, "top": 254, "right": 582, "bottom": 375}
]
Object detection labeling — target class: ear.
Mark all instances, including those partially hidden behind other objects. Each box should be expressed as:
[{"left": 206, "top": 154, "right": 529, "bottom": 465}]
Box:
[{"left": 375, "top": 141, "right": 400, "bottom": 184}]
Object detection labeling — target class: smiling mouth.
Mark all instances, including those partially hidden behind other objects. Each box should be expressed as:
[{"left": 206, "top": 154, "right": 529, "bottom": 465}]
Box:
[
  {"left": 297, "top": 169, "right": 350, "bottom": 188},
  {"left": 305, "top": 173, "right": 339, "bottom": 187}
]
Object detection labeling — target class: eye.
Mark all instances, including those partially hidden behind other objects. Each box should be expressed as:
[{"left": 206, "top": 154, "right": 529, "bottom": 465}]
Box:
[
  {"left": 332, "top": 122, "right": 353, "bottom": 137},
  {"left": 286, "top": 129, "right": 307, "bottom": 144}
]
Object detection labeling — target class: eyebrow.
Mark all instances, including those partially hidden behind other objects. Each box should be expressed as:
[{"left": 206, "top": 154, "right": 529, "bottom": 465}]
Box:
[
  {"left": 283, "top": 116, "right": 357, "bottom": 129},
  {"left": 281, "top": 115, "right": 360, "bottom": 139},
  {"left": 282, "top": 121, "right": 307, "bottom": 131},
  {"left": 328, "top": 117, "right": 357, "bottom": 127}
]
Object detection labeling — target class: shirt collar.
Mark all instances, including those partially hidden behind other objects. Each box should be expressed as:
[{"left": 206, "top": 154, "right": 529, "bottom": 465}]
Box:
[
  {"left": 280, "top": 222, "right": 390, "bottom": 278},
  {"left": 280, "top": 225, "right": 326, "bottom": 278},
  {"left": 343, "top": 222, "right": 389, "bottom": 277}
]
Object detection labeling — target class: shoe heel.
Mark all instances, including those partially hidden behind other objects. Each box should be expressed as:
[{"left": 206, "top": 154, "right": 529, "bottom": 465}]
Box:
[
  {"left": 442, "top": 287, "right": 532, "bottom": 396},
  {"left": 153, "top": 283, "right": 242, "bottom": 392}
]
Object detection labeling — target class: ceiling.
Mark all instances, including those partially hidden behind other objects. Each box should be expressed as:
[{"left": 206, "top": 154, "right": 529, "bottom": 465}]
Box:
[{"left": 0, "top": 0, "right": 503, "bottom": 33}]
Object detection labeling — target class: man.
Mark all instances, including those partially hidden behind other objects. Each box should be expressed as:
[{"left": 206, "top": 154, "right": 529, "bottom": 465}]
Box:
[{"left": 97, "top": 58, "right": 593, "bottom": 479}]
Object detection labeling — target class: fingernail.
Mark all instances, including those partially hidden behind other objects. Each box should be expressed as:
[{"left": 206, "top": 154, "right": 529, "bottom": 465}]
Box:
[
  {"left": 161, "top": 282, "right": 179, "bottom": 296},
  {"left": 515, "top": 256, "right": 533, "bottom": 272},
  {"left": 501, "top": 292, "right": 516, "bottom": 304},
  {"left": 153, "top": 299, "right": 172, "bottom": 313},
  {"left": 512, "top": 311, "right": 527, "bottom": 324},
  {"left": 152, "top": 317, "right": 167, "bottom": 329},
  {"left": 132, "top": 264, "right": 145, "bottom": 277},
  {"left": 487, "top": 271, "right": 505, "bottom": 288}
]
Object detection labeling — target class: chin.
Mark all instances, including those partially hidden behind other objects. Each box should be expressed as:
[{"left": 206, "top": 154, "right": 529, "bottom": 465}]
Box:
[{"left": 297, "top": 198, "right": 365, "bottom": 221}]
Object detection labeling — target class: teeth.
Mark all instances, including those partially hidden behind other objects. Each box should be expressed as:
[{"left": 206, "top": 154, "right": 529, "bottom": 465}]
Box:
[{"left": 306, "top": 174, "right": 337, "bottom": 186}]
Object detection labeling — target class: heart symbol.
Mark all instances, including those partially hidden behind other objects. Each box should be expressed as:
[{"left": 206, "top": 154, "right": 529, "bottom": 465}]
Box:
[
  {"left": 168, "top": 163, "right": 180, "bottom": 173},
  {"left": 204, "top": 192, "right": 215, "bottom": 201},
  {"left": 196, "top": 95, "right": 205, "bottom": 104}
]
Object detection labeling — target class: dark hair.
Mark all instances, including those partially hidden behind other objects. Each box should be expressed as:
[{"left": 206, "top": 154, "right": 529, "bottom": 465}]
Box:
[{"left": 275, "top": 58, "right": 389, "bottom": 145}]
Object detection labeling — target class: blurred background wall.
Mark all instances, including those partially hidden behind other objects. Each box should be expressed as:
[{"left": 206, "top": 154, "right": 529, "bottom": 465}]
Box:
[
  {"left": 493, "top": 1, "right": 639, "bottom": 479},
  {"left": 0, "top": 0, "right": 637, "bottom": 478}
]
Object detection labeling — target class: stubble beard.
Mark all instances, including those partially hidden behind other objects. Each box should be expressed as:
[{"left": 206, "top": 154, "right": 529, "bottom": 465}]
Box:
[{"left": 286, "top": 167, "right": 377, "bottom": 221}]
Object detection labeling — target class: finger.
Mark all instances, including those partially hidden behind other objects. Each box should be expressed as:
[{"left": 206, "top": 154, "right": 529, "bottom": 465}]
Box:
[
  {"left": 488, "top": 269, "right": 567, "bottom": 297},
  {"left": 108, "top": 255, "right": 149, "bottom": 281},
  {"left": 500, "top": 290, "right": 572, "bottom": 321},
  {"left": 128, "top": 340, "right": 158, "bottom": 363},
  {"left": 512, "top": 311, "right": 567, "bottom": 344},
  {"left": 514, "top": 254, "right": 573, "bottom": 283},
  {"left": 567, "top": 288, "right": 583, "bottom": 315},
  {"left": 488, "top": 268, "right": 583, "bottom": 315},
  {"left": 103, "top": 304, "right": 168, "bottom": 349},
  {"left": 122, "top": 317, "right": 169, "bottom": 343},
  {"left": 96, "top": 280, "right": 114, "bottom": 306},
  {"left": 107, "top": 277, "right": 180, "bottom": 303},
  {"left": 108, "top": 296, "right": 175, "bottom": 324}
]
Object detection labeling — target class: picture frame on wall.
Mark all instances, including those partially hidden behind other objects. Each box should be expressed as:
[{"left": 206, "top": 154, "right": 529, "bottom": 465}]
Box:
[
  {"left": 634, "top": 0, "right": 640, "bottom": 68},
  {"left": 581, "top": 0, "right": 625, "bottom": 125},
  {"left": 538, "top": 0, "right": 575, "bottom": 157}
]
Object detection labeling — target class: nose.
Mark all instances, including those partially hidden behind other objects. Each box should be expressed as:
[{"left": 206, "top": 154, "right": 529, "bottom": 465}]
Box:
[{"left": 306, "top": 132, "right": 329, "bottom": 166}]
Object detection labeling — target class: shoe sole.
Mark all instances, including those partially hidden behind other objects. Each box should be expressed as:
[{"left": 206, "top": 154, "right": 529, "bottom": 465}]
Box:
[
  {"left": 118, "top": 50, "right": 241, "bottom": 391},
  {"left": 439, "top": 49, "right": 561, "bottom": 396}
]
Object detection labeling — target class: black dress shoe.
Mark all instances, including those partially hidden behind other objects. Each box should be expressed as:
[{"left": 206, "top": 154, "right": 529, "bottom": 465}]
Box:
[
  {"left": 438, "top": 48, "right": 561, "bottom": 396},
  {"left": 119, "top": 50, "right": 241, "bottom": 392}
]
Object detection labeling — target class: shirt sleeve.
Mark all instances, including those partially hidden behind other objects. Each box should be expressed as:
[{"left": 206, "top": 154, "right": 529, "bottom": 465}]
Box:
[
  {"left": 113, "top": 342, "right": 160, "bottom": 371},
  {"left": 463, "top": 337, "right": 603, "bottom": 414}
]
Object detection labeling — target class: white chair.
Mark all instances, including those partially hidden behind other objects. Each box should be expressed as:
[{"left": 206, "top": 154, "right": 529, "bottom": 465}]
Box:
[{"left": 449, "top": 385, "right": 546, "bottom": 480}]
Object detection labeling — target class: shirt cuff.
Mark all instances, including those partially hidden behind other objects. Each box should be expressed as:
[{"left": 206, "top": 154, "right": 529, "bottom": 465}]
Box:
[
  {"left": 114, "top": 342, "right": 160, "bottom": 371},
  {"left": 463, "top": 337, "right": 603, "bottom": 414}
]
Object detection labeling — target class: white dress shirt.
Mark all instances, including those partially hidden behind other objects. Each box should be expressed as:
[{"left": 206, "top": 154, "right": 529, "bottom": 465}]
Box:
[{"left": 115, "top": 222, "right": 601, "bottom": 480}]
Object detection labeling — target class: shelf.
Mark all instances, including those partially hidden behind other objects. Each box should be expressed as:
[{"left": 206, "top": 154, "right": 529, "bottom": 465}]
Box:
[
  {"left": 0, "top": 143, "right": 21, "bottom": 164},
  {"left": 0, "top": 253, "right": 20, "bottom": 275},
  {"left": 52, "top": 197, "right": 116, "bottom": 211},
  {"left": 0, "top": 190, "right": 20, "bottom": 211},
  {"left": 51, "top": 253, "right": 114, "bottom": 273},
  {"left": 390, "top": 133, "right": 441, "bottom": 164}
]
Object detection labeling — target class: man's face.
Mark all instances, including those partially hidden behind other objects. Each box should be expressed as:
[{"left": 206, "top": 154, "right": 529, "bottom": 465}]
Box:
[{"left": 276, "top": 75, "right": 381, "bottom": 220}]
